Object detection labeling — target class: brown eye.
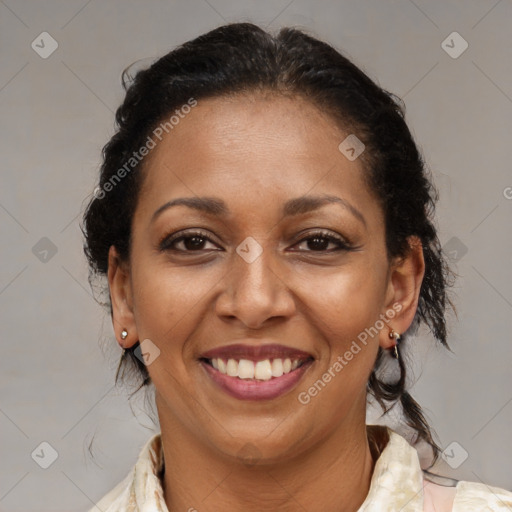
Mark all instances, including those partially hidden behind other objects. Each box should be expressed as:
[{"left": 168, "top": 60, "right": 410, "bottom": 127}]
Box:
[
  {"left": 291, "top": 231, "right": 351, "bottom": 252},
  {"left": 159, "top": 230, "right": 220, "bottom": 252}
]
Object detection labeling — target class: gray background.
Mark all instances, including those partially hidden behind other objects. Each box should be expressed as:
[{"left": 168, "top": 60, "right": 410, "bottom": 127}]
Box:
[{"left": 1, "top": 1, "right": 511, "bottom": 510}]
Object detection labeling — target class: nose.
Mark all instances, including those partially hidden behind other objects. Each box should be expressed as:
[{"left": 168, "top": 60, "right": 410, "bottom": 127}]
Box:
[{"left": 215, "top": 244, "right": 296, "bottom": 329}]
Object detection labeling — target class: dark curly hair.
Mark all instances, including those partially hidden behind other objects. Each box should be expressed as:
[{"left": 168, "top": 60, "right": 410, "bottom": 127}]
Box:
[{"left": 82, "top": 22, "right": 455, "bottom": 469}]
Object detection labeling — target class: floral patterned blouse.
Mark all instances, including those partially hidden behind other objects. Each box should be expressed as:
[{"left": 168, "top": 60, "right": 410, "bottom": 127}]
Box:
[{"left": 88, "top": 425, "right": 512, "bottom": 511}]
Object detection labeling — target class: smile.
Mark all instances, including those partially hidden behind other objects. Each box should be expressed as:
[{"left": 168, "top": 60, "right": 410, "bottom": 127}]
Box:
[
  {"left": 200, "top": 358, "right": 313, "bottom": 400},
  {"left": 206, "top": 357, "right": 309, "bottom": 380},
  {"left": 198, "top": 342, "right": 315, "bottom": 400}
]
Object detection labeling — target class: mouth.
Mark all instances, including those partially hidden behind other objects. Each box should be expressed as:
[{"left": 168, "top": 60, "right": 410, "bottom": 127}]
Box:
[{"left": 198, "top": 343, "right": 314, "bottom": 401}]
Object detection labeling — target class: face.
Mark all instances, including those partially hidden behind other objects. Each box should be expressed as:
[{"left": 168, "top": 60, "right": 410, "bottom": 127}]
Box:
[{"left": 109, "top": 92, "right": 423, "bottom": 463}]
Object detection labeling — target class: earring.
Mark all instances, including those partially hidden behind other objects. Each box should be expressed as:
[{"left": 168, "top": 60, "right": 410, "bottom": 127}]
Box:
[
  {"left": 121, "top": 329, "right": 128, "bottom": 340},
  {"left": 388, "top": 329, "right": 401, "bottom": 360}
]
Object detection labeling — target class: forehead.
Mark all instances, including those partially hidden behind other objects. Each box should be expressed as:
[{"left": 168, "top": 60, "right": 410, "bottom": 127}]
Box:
[{"left": 136, "top": 92, "right": 379, "bottom": 224}]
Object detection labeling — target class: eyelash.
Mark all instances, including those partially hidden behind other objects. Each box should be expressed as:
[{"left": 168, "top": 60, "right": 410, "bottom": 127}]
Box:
[{"left": 158, "top": 229, "right": 353, "bottom": 254}]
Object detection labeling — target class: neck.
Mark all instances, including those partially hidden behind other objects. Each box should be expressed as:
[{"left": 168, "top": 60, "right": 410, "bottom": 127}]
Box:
[{"left": 158, "top": 407, "right": 383, "bottom": 512}]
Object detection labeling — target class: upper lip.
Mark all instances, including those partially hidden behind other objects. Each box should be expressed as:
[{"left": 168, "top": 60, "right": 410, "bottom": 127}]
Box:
[{"left": 199, "top": 343, "right": 314, "bottom": 362}]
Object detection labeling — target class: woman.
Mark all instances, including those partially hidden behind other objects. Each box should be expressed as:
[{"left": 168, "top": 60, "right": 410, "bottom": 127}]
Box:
[{"left": 82, "top": 23, "right": 512, "bottom": 511}]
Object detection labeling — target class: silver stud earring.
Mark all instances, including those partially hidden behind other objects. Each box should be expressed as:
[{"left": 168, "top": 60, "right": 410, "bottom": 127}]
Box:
[{"left": 121, "top": 329, "right": 128, "bottom": 340}]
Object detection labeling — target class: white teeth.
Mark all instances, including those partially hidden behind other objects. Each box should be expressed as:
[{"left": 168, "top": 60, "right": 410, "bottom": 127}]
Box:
[
  {"left": 254, "top": 360, "right": 272, "bottom": 380},
  {"left": 271, "top": 358, "right": 283, "bottom": 377},
  {"left": 238, "top": 359, "right": 254, "bottom": 379},
  {"left": 210, "top": 357, "right": 305, "bottom": 380},
  {"left": 226, "top": 358, "right": 238, "bottom": 377}
]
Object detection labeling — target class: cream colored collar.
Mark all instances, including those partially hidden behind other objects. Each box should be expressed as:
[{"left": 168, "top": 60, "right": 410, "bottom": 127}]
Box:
[{"left": 91, "top": 425, "right": 512, "bottom": 511}]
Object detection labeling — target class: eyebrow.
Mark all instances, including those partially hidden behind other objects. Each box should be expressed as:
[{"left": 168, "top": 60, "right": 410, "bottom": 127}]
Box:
[{"left": 151, "top": 194, "right": 366, "bottom": 226}]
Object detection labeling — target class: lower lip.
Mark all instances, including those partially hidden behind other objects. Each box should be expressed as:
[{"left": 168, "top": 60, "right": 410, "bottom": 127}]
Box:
[{"left": 200, "top": 360, "right": 313, "bottom": 401}]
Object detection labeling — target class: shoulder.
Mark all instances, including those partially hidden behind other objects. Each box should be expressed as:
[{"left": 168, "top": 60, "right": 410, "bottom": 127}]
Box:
[
  {"left": 87, "top": 470, "right": 134, "bottom": 511},
  {"left": 452, "top": 480, "right": 512, "bottom": 511},
  {"left": 423, "top": 475, "right": 512, "bottom": 512},
  {"left": 422, "top": 479, "right": 457, "bottom": 512},
  {"left": 87, "top": 432, "right": 164, "bottom": 511}
]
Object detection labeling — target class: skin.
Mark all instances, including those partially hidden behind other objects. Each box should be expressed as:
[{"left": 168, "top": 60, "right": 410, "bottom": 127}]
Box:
[{"left": 108, "top": 92, "right": 425, "bottom": 512}]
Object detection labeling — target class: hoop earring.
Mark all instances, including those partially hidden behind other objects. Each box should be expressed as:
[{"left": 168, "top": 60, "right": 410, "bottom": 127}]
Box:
[{"left": 388, "top": 329, "right": 401, "bottom": 360}]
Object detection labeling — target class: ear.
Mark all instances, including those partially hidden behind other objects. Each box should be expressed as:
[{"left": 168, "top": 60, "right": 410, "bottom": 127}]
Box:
[
  {"left": 107, "top": 245, "right": 138, "bottom": 349},
  {"left": 379, "top": 236, "right": 425, "bottom": 350}
]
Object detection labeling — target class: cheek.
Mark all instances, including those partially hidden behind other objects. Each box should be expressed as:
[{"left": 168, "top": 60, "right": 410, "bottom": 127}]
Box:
[
  {"left": 293, "top": 262, "right": 387, "bottom": 341},
  {"left": 295, "top": 272, "right": 383, "bottom": 416},
  {"left": 130, "top": 257, "right": 221, "bottom": 348}
]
